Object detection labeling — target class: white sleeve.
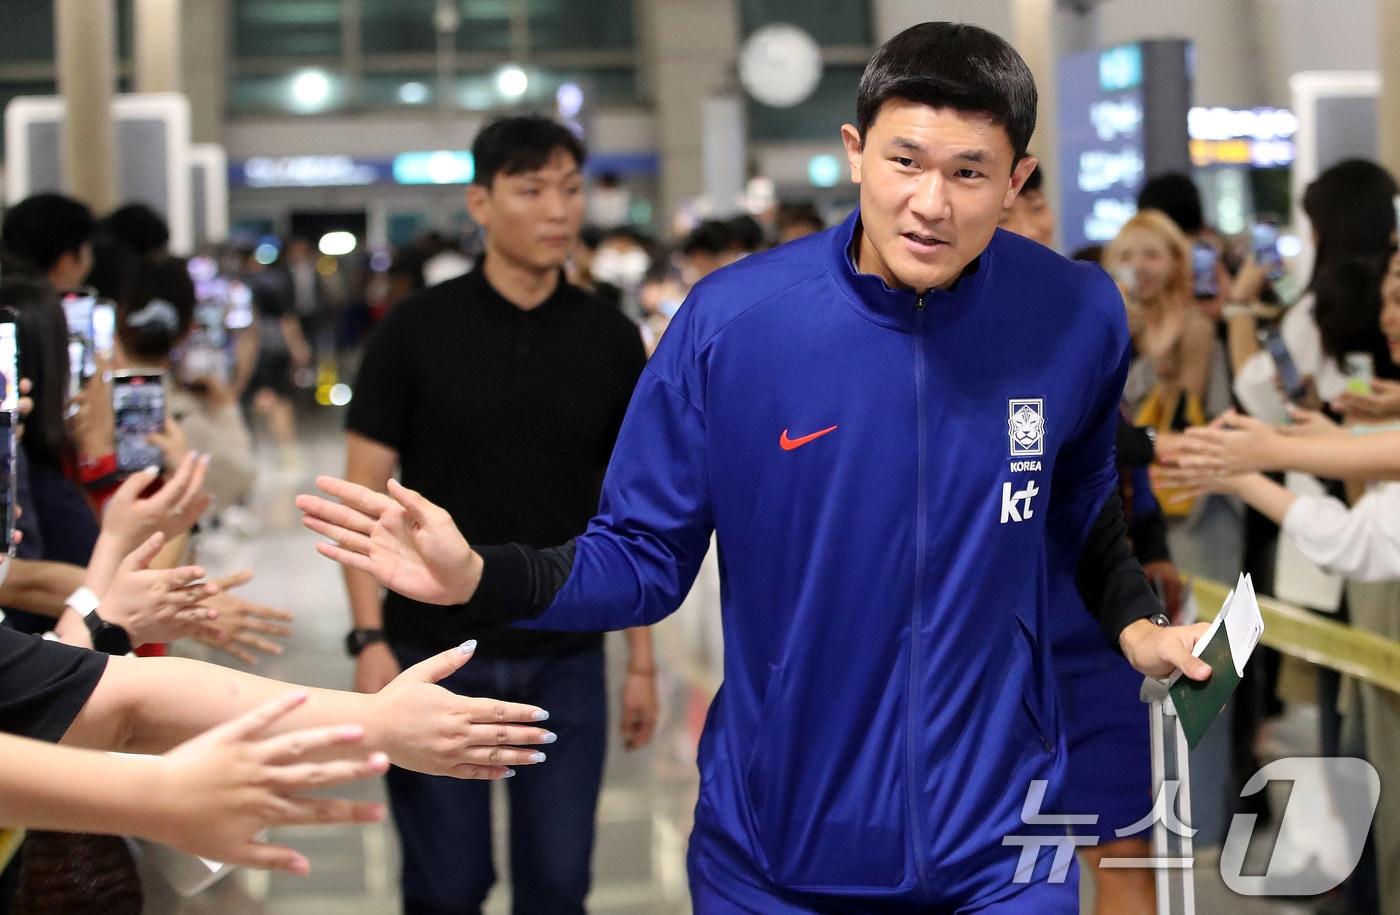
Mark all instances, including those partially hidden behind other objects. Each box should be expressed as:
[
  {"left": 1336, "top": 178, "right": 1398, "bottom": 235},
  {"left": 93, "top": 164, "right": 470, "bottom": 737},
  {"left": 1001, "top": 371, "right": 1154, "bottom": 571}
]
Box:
[
  {"left": 1280, "top": 484, "right": 1400, "bottom": 582},
  {"left": 1233, "top": 349, "right": 1288, "bottom": 424}
]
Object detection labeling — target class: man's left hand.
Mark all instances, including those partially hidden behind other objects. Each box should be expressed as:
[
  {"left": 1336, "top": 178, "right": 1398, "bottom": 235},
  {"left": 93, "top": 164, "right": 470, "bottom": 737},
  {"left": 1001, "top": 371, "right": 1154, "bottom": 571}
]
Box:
[{"left": 1120, "top": 618, "right": 1212, "bottom": 681}]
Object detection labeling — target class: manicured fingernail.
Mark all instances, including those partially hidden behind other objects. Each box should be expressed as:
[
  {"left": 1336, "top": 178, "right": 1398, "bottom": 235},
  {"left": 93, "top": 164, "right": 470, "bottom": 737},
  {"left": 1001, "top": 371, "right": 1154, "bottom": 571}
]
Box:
[
  {"left": 458, "top": 639, "right": 476, "bottom": 655},
  {"left": 292, "top": 857, "right": 310, "bottom": 875},
  {"left": 532, "top": 710, "right": 550, "bottom": 721},
  {"left": 540, "top": 732, "right": 558, "bottom": 744},
  {"left": 141, "top": 465, "right": 159, "bottom": 475},
  {"left": 502, "top": 768, "right": 516, "bottom": 778},
  {"left": 529, "top": 752, "right": 547, "bottom": 763},
  {"left": 200, "top": 453, "right": 211, "bottom": 465},
  {"left": 368, "top": 752, "right": 389, "bottom": 768}
]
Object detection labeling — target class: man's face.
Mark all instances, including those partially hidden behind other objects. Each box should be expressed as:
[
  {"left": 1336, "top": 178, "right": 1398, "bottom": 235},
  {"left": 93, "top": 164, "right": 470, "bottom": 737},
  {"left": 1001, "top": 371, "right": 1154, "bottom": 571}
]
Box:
[
  {"left": 841, "top": 100, "right": 1037, "bottom": 291},
  {"left": 466, "top": 147, "right": 584, "bottom": 272},
  {"left": 999, "top": 189, "right": 1055, "bottom": 248}
]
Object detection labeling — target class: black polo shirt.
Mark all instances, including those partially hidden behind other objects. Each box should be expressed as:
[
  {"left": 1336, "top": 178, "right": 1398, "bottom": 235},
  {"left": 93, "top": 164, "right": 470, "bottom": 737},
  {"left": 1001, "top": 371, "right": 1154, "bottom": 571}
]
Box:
[
  {"left": 0, "top": 626, "right": 107, "bottom": 742},
  {"left": 347, "top": 263, "right": 646, "bottom": 659}
]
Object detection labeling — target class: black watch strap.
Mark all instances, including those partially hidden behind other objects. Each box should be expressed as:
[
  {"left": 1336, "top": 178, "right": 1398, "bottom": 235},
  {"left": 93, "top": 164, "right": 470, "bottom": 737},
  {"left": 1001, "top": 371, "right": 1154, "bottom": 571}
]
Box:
[
  {"left": 84, "top": 612, "right": 134, "bottom": 655},
  {"left": 1147, "top": 612, "right": 1172, "bottom": 628},
  {"left": 345, "top": 628, "right": 386, "bottom": 657}
]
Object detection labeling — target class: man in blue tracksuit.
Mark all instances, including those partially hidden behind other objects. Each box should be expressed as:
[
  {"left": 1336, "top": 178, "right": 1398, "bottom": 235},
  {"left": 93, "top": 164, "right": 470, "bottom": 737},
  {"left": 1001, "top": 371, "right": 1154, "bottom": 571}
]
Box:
[{"left": 300, "top": 22, "right": 1213, "bottom": 913}]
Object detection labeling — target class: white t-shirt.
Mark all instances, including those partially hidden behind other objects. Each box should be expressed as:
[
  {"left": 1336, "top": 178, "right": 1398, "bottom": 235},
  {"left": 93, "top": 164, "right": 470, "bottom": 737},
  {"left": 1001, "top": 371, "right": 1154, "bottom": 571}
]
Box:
[{"left": 1282, "top": 481, "right": 1400, "bottom": 582}]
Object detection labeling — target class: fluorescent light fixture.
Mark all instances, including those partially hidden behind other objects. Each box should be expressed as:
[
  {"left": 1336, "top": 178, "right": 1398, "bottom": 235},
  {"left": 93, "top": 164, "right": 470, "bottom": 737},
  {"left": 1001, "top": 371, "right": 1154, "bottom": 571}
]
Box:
[
  {"left": 318, "top": 231, "right": 357, "bottom": 257},
  {"left": 496, "top": 65, "right": 528, "bottom": 100},
  {"left": 290, "top": 69, "right": 332, "bottom": 111},
  {"left": 398, "top": 81, "right": 429, "bottom": 105}
]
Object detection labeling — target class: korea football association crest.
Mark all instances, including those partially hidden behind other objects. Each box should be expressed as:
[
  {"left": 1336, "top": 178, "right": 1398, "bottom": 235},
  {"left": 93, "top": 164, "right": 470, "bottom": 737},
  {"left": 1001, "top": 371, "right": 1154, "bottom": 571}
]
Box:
[{"left": 1008, "top": 398, "right": 1045, "bottom": 457}]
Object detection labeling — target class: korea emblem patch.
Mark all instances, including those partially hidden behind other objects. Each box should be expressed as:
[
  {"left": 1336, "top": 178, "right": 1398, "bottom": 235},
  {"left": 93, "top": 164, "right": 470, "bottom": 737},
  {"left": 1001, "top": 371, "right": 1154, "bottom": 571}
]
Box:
[{"left": 1008, "top": 398, "right": 1045, "bottom": 457}]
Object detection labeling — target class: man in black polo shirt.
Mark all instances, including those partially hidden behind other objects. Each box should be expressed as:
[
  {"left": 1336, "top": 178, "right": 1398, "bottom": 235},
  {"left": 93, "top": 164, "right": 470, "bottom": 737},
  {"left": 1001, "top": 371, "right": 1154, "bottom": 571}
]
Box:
[{"left": 343, "top": 116, "right": 656, "bottom": 914}]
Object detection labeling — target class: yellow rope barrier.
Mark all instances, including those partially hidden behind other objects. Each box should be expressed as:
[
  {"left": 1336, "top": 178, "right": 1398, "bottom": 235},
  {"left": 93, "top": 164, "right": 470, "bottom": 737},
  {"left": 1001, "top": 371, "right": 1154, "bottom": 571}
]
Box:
[{"left": 1192, "top": 578, "right": 1400, "bottom": 695}]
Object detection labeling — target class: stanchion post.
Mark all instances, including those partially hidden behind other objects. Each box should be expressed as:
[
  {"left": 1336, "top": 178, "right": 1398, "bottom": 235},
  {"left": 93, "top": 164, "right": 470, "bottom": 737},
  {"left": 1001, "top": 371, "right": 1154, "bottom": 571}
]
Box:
[{"left": 1141, "top": 677, "right": 1196, "bottom": 915}]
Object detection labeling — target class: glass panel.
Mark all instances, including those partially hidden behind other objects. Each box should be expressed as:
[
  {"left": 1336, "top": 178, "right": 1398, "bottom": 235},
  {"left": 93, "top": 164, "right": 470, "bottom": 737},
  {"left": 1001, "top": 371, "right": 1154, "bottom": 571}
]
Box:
[
  {"left": 527, "top": 0, "right": 634, "bottom": 51},
  {"left": 455, "top": 0, "right": 512, "bottom": 53},
  {"left": 233, "top": 0, "right": 342, "bottom": 58},
  {"left": 0, "top": 0, "right": 55, "bottom": 63},
  {"left": 739, "top": 0, "right": 870, "bottom": 46},
  {"left": 747, "top": 64, "right": 861, "bottom": 142},
  {"left": 361, "top": 0, "right": 439, "bottom": 54}
]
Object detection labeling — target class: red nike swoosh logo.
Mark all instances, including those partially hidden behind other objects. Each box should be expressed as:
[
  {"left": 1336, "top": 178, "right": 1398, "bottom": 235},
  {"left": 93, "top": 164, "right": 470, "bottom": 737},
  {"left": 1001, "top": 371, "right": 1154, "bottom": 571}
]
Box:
[{"left": 780, "top": 425, "right": 838, "bottom": 451}]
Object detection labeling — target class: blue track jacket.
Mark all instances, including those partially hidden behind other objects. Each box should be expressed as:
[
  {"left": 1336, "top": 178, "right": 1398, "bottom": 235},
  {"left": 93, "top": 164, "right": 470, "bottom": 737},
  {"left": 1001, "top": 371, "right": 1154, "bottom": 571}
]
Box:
[{"left": 522, "top": 208, "right": 1132, "bottom": 905}]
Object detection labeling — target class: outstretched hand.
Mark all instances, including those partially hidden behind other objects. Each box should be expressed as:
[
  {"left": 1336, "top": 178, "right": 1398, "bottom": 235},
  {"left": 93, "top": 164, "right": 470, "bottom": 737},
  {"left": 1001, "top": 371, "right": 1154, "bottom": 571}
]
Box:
[{"left": 296, "top": 476, "right": 482, "bottom": 606}]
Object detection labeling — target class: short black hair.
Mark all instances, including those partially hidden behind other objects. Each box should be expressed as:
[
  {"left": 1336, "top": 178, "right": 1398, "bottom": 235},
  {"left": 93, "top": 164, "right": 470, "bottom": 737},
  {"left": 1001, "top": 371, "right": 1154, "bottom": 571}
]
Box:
[
  {"left": 472, "top": 116, "right": 586, "bottom": 188},
  {"left": 856, "top": 22, "right": 1038, "bottom": 161},
  {"left": 1137, "top": 173, "right": 1203, "bottom": 235},
  {"left": 1, "top": 192, "right": 96, "bottom": 274},
  {"left": 777, "top": 202, "right": 825, "bottom": 233},
  {"left": 727, "top": 215, "right": 766, "bottom": 252},
  {"left": 102, "top": 203, "right": 170, "bottom": 257},
  {"left": 680, "top": 220, "right": 733, "bottom": 258}
]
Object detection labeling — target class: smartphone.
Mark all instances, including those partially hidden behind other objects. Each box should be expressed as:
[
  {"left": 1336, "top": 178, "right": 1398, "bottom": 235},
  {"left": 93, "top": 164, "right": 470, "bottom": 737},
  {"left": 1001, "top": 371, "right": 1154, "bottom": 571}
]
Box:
[
  {"left": 225, "top": 281, "right": 255, "bottom": 330},
  {"left": 91, "top": 300, "right": 116, "bottom": 363},
  {"left": 1191, "top": 242, "right": 1220, "bottom": 299},
  {"left": 0, "top": 412, "right": 15, "bottom": 557},
  {"left": 1261, "top": 327, "right": 1307, "bottom": 402},
  {"left": 61, "top": 290, "right": 95, "bottom": 340},
  {"left": 1251, "top": 219, "right": 1285, "bottom": 281},
  {"left": 66, "top": 339, "right": 88, "bottom": 402},
  {"left": 0, "top": 308, "right": 18, "bottom": 413},
  {"left": 111, "top": 370, "right": 166, "bottom": 475}
]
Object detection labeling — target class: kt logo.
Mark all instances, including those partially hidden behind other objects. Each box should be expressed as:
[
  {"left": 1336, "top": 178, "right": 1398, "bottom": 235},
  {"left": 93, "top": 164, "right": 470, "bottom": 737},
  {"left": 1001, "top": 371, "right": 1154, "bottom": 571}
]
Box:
[{"left": 1000, "top": 481, "right": 1040, "bottom": 524}]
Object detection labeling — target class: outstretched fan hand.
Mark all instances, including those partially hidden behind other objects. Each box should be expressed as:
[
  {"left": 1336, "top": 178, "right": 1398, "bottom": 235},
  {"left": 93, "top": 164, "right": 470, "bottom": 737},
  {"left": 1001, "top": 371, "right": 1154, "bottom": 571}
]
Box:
[{"left": 296, "top": 476, "right": 482, "bottom": 606}]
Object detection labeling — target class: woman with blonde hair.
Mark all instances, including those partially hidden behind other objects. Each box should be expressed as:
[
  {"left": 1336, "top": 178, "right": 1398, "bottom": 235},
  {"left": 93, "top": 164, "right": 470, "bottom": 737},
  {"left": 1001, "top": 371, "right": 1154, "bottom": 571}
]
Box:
[{"left": 1105, "top": 209, "right": 1217, "bottom": 428}]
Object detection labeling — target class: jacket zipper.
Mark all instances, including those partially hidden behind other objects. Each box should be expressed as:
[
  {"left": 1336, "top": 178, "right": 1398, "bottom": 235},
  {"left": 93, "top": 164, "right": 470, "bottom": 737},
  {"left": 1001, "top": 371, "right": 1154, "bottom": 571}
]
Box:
[{"left": 906, "top": 295, "right": 932, "bottom": 893}]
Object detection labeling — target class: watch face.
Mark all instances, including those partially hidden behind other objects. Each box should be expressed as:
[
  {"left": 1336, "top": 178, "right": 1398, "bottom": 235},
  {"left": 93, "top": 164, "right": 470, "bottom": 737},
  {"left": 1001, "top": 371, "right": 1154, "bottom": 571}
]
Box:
[{"left": 92, "top": 623, "right": 132, "bottom": 655}]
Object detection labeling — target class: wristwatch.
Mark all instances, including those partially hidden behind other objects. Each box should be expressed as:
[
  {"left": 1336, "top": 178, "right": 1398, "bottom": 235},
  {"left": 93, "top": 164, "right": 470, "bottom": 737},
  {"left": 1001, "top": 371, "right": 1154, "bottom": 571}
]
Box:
[
  {"left": 1147, "top": 612, "right": 1172, "bottom": 628},
  {"left": 345, "top": 628, "right": 386, "bottom": 657},
  {"left": 67, "top": 586, "right": 133, "bottom": 656}
]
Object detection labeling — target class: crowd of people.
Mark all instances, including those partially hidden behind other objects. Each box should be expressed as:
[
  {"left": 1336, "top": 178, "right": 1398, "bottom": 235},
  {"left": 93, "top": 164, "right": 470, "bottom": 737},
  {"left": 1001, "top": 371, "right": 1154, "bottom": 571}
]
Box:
[{"left": 0, "top": 17, "right": 1398, "bottom": 915}]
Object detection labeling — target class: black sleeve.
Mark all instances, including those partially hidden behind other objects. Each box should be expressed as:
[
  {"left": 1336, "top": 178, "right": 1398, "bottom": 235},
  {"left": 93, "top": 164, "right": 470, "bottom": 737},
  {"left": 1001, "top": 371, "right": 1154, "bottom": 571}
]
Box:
[
  {"left": 1128, "top": 503, "right": 1172, "bottom": 566},
  {"left": 463, "top": 541, "right": 576, "bottom": 623},
  {"left": 345, "top": 308, "right": 410, "bottom": 450},
  {"left": 1076, "top": 489, "right": 1164, "bottom": 648},
  {"left": 0, "top": 627, "right": 108, "bottom": 742},
  {"left": 1115, "top": 419, "right": 1156, "bottom": 468}
]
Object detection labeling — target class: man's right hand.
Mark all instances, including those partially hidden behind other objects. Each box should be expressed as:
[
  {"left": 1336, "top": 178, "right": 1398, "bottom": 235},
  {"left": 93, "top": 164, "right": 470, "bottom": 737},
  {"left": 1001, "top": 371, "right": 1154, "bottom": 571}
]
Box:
[
  {"left": 296, "top": 476, "right": 483, "bottom": 606},
  {"left": 355, "top": 641, "right": 401, "bottom": 694}
]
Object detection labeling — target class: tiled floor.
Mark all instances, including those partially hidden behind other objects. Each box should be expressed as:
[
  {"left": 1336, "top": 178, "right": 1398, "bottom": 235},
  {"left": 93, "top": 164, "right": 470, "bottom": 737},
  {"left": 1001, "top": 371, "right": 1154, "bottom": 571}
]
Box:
[{"left": 136, "top": 411, "right": 1340, "bottom": 914}]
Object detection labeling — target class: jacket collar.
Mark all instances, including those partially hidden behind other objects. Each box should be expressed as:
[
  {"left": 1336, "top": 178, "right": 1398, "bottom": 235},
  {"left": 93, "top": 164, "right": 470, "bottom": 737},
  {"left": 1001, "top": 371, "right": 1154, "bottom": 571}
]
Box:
[{"left": 826, "top": 207, "right": 991, "bottom": 332}]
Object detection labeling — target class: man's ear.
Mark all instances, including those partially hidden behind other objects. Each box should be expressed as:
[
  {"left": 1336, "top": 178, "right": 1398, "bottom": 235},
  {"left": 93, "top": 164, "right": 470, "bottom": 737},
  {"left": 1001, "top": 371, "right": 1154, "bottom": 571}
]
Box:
[
  {"left": 840, "top": 123, "right": 864, "bottom": 185},
  {"left": 1003, "top": 156, "right": 1040, "bottom": 209},
  {"left": 465, "top": 183, "right": 490, "bottom": 228}
]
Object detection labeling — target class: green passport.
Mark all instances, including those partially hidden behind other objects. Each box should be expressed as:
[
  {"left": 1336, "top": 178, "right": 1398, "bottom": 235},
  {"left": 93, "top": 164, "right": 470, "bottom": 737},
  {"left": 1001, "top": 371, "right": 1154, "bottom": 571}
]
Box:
[{"left": 1168, "top": 623, "right": 1240, "bottom": 749}]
